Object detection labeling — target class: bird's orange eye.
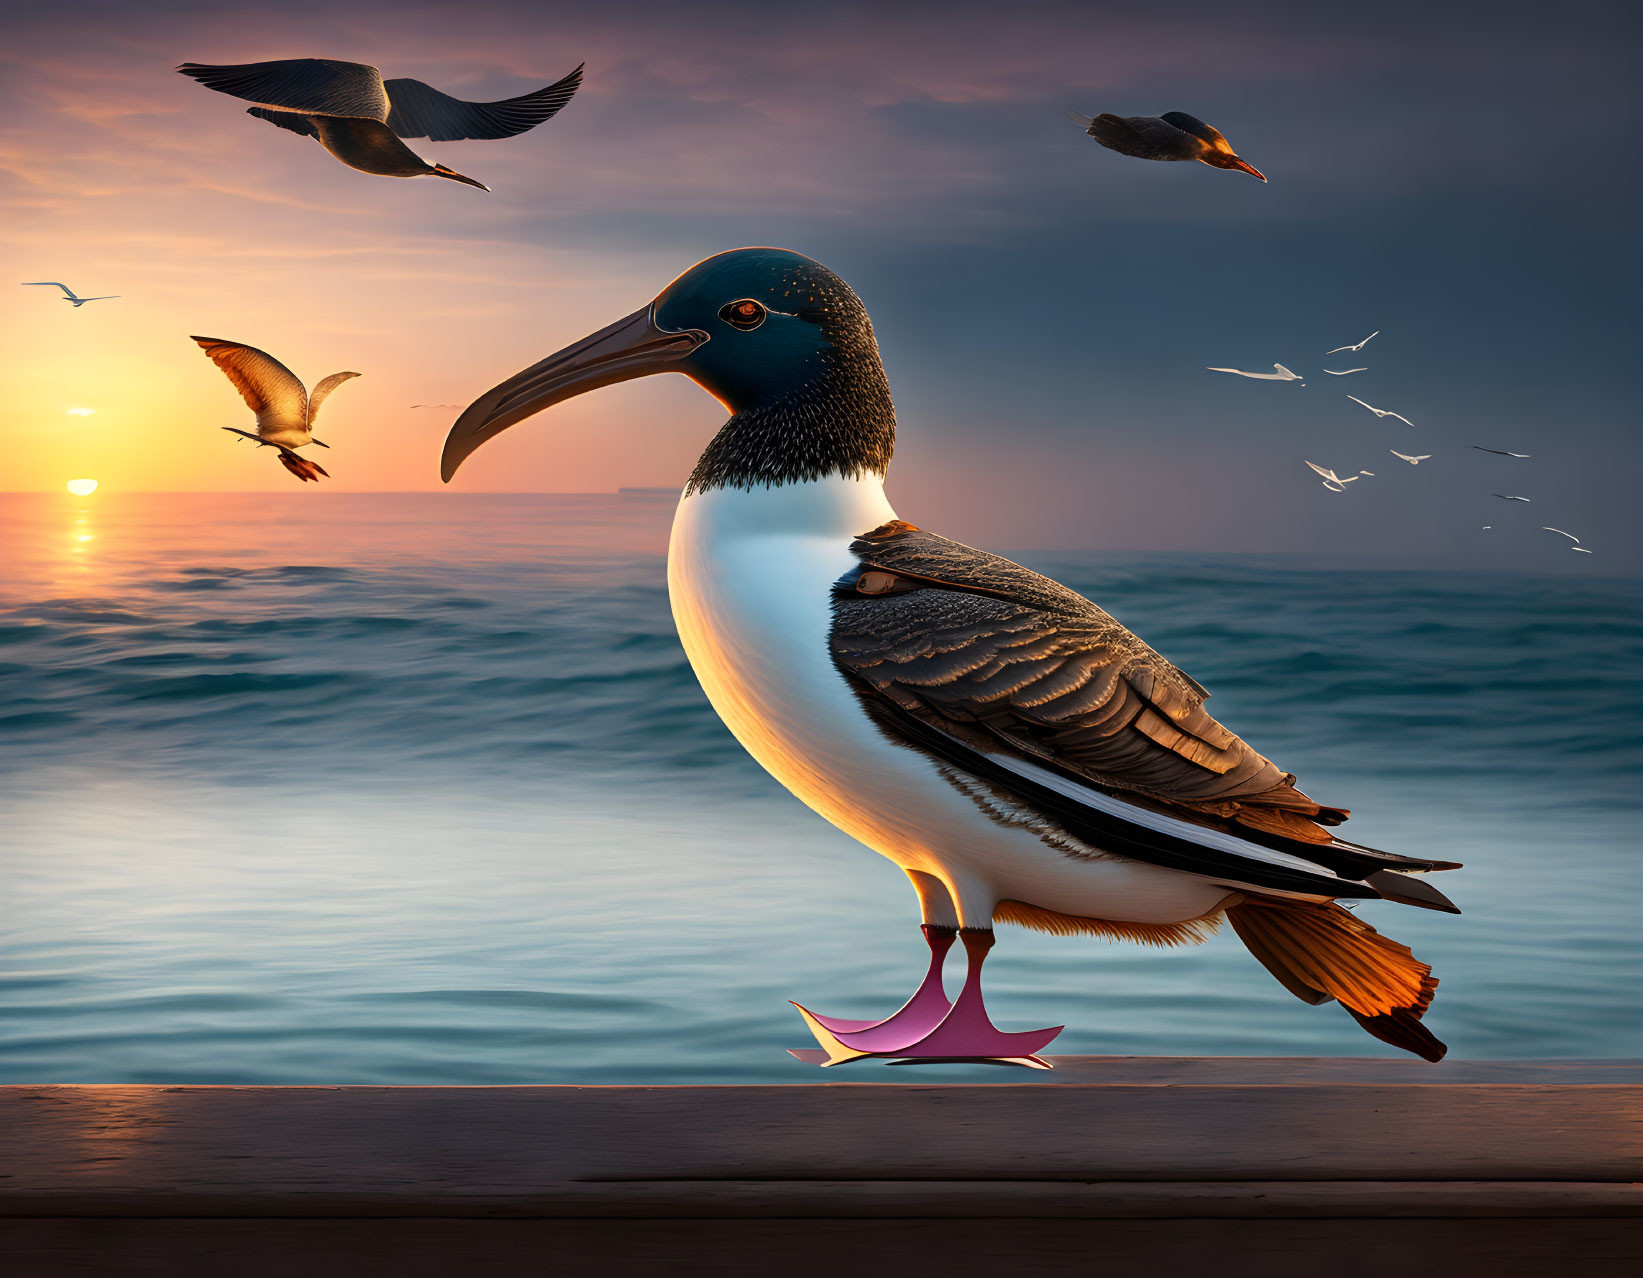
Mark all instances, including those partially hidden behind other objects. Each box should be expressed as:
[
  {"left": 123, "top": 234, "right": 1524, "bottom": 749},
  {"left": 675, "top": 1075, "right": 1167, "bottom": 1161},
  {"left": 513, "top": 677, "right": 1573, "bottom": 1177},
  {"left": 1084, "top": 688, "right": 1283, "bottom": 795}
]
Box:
[{"left": 719, "top": 299, "right": 767, "bottom": 331}]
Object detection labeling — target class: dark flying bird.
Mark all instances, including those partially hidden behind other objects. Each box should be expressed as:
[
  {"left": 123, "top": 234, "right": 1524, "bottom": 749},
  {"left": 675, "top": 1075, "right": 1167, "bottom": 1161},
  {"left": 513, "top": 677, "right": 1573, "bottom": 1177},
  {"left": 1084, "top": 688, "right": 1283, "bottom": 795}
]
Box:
[
  {"left": 193, "top": 336, "right": 358, "bottom": 483},
  {"left": 22, "top": 282, "right": 118, "bottom": 306},
  {"left": 177, "top": 58, "right": 584, "bottom": 191},
  {"left": 1471, "top": 445, "right": 1530, "bottom": 458},
  {"left": 1068, "top": 110, "right": 1266, "bottom": 180},
  {"left": 441, "top": 248, "right": 1458, "bottom": 1067}
]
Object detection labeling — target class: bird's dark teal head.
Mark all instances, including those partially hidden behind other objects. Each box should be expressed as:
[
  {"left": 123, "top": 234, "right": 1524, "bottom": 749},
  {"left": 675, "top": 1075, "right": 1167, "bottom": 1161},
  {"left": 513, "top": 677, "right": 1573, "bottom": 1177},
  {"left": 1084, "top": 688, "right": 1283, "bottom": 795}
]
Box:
[
  {"left": 441, "top": 247, "right": 895, "bottom": 492},
  {"left": 650, "top": 248, "right": 870, "bottom": 415}
]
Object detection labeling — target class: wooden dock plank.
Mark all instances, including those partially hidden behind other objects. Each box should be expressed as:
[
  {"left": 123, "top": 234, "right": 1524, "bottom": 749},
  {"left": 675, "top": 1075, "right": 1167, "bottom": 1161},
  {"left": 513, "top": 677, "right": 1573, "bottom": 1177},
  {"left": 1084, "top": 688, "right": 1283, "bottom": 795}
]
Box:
[
  {"left": 6, "top": 1083, "right": 1641, "bottom": 1198},
  {"left": 3, "top": 1061, "right": 1638, "bottom": 1275}
]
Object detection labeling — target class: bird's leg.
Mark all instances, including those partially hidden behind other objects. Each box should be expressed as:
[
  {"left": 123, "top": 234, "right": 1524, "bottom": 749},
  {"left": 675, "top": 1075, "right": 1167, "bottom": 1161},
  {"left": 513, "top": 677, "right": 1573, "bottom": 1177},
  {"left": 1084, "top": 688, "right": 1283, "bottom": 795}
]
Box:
[
  {"left": 796, "top": 868, "right": 958, "bottom": 1038},
  {"left": 838, "top": 928, "right": 1062, "bottom": 1060},
  {"left": 799, "top": 923, "right": 957, "bottom": 1042}
]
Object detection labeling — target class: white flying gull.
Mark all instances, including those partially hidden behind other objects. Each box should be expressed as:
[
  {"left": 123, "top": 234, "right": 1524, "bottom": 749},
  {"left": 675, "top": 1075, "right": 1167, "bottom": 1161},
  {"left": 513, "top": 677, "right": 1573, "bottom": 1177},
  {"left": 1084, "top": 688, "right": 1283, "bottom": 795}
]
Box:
[
  {"left": 1305, "top": 460, "right": 1359, "bottom": 491},
  {"left": 1325, "top": 331, "right": 1378, "bottom": 355},
  {"left": 1541, "top": 527, "right": 1580, "bottom": 544},
  {"left": 1390, "top": 450, "right": 1431, "bottom": 465},
  {"left": 1206, "top": 363, "right": 1303, "bottom": 382},
  {"left": 1324, "top": 368, "right": 1367, "bottom": 375},
  {"left": 1492, "top": 493, "right": 1531, "bottom": 503},
  {"left": 1470, "top": 446, "right": 1530, "bottom": 458},
  {"left": 1571, "top": 547, "right": 1593, "bottom": 555},
  {"left": 22, "top": 282, "right": 118, "bottom": 307},
  {"left": 1482, "top": 525, "right": 1492, "bottom": 530},
  {"left": 1347, "top": 395, "right": 1413, "bottom": 427}
]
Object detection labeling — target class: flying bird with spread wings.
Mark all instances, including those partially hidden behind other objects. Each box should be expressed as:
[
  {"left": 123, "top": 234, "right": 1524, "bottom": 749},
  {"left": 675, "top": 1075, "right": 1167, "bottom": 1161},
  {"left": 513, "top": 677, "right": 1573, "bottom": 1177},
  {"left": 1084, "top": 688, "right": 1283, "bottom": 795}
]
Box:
[
  {"left": 1348, "top": 395, "right": 1414, "bottom": 427},
  {"left": 1069, "top": 110, "right": 1265, "bottom": 180},
  {"left": 1305, "top": 460, "right": 1362, "bottom": 492},
  {"left": 192, "top": 336, "right": 359, "bottom": 482},
  {"left": 1206, "top": 364, "right": 1303, "bottom": 382},
  {"left": 22, "top": 282, "right": 118, "bottom": 307},
  {"left": 177, "top": 58, "right": 583, "bottom": 190}
]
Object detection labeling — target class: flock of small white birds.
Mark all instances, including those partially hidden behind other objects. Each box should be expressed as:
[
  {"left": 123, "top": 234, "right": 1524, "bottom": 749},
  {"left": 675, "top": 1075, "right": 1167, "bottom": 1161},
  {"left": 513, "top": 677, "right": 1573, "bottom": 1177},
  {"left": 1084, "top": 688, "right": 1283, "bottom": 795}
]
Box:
[
  {"left": 1207, "top": 330, "right": 1592, "bottom": 556},
  {"left": 19, "top": 277, "right": 1591, "bottom": 555}
]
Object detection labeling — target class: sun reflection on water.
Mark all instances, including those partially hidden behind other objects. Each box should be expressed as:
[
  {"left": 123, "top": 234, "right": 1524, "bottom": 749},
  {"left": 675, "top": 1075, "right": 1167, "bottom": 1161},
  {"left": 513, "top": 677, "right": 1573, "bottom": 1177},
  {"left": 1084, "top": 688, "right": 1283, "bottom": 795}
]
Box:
[{"left": 66, "top": 501, "right": 98, "bottom": 571}]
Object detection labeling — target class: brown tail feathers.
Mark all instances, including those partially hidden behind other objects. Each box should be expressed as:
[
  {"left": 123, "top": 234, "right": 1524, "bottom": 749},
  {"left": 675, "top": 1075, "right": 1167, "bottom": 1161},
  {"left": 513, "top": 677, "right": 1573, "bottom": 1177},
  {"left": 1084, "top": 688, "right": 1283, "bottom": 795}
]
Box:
[{"left": 1228, "top": 896, "right": 1446, "bottom": 1062}]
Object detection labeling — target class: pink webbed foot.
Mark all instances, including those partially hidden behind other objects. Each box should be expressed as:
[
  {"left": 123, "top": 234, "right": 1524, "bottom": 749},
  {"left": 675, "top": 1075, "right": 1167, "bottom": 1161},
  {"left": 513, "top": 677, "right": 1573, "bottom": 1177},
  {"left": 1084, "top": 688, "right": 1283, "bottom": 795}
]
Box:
[
  {"left": 794, "top": 928, "right": 1062, "bottom": 1064},
  {"left": 839, "top": 929, "right": 1061, "bottom": 1058},
  {"left": 795, "top": 924, "right": 955, "bottom": 1043}
]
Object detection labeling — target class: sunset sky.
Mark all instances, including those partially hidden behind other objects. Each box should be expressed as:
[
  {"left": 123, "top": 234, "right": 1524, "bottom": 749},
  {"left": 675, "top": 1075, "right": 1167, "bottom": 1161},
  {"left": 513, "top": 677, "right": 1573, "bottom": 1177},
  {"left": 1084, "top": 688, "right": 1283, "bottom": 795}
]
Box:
[{"left": 2, "top": 0, "right": 1637, "bottom": 568}]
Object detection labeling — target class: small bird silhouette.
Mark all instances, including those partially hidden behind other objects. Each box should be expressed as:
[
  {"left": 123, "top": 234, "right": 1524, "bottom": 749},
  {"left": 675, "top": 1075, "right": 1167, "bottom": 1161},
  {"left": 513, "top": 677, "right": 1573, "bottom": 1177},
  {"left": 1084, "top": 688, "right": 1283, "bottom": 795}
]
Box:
[
  {"left": 1390, "top": 450, "right": 1431, "bottom": 465},
  {"left": 22, "top": 282, "right": 118, "bottom": 307},
  {"left": 1326, "top": 331, "right": 1378, "bottom": 355},
  {"left": 1068, "top": 110, "right": 1265, "bottom": 180},
  {"left": 1207, "top": 363, "right": 1303, "bottom": 382},
  {"left": 178, "top": 58, "right": 583, "bottom": 190},
  {"left": 1348, "top": 395, "right": 1413, "bottom": 427},
  {"left": 1470, "top": 446, "right": 1530, "bottom": 458},
  {"left": 1305, "top": 460, "right": 1360, "bottom": 491},
  {"left": 192, "top": 336, "right": 359, "bottom": 483}
]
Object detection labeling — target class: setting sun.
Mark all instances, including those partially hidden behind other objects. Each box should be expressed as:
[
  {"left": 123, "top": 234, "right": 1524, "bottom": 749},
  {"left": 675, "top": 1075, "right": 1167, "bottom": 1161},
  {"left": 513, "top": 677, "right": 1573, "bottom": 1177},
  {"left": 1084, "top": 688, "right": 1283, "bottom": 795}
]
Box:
[{"left": 65, "top": 478, "right": 98, "bottom": 496}]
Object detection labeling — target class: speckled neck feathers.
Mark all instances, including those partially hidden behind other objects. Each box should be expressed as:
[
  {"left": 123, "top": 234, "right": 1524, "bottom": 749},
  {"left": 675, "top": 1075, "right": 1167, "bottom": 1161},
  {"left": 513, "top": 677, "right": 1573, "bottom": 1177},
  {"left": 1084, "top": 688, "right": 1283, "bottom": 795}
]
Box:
[{"left": 685, "top": 271, "right": 895, "bottom": 496}]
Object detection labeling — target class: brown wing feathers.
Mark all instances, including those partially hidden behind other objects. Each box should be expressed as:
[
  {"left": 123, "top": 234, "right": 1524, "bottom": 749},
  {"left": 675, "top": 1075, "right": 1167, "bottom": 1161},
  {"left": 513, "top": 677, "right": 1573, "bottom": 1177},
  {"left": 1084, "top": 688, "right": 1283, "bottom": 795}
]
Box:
[
  {"left": 837, "top": 525, "right": 1460, "bottom": 892},
  {"left": 840, "top": 538, "right": 1347, "bottom": 845}
]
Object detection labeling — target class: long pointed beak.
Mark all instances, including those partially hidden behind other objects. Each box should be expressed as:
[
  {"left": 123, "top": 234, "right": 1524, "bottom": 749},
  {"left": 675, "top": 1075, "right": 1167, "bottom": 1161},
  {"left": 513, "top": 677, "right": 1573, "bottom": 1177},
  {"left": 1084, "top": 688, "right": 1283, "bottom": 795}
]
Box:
[
  {"left": 1228, "top": 156, "right": 1267, "bottom": 182},
  {"left": 440, "top": 306, "right": 709, "bottom": 483}
]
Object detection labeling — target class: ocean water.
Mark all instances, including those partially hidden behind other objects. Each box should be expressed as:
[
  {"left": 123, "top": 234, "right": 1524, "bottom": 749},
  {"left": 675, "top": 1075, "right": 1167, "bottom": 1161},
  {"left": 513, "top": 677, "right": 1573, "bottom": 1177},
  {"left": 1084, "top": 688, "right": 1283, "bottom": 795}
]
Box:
[{"left": 1, "top": 491, "right": 1639, "bottom": 1083}]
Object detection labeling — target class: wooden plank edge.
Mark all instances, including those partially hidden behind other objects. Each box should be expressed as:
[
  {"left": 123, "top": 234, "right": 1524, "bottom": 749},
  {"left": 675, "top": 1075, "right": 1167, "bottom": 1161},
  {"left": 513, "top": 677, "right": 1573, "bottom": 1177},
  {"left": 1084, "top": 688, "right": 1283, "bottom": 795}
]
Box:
[{"left": 3, "top": 1181, "right": 1640, "bottom": 1220}]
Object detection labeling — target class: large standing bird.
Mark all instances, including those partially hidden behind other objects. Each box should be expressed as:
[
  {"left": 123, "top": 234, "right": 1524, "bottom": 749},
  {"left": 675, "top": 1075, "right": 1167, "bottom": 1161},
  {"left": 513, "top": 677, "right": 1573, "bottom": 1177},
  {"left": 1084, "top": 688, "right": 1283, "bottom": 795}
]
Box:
[
  {"left": 176, "top": 58, "right": 583, "bottom": 190},
  {"left": 1070, "top": 110, "right": 1266, "bottom": 181},
  {"left": 441, "top": 249, "right": 1458, "bottom": 1066},
  {"left": 193, "top": 336, "right": 359, "bottom": 483}
]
